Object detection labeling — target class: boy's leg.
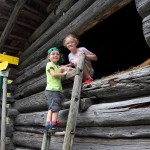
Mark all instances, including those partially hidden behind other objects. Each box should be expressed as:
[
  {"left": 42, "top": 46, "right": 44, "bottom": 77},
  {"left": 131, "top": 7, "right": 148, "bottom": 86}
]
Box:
[
  {"left": 46, "top": 110, "right": 52, "bottom": 122},
  {"left": 52, "top": 111, "right": 58, "bottom": 122}
]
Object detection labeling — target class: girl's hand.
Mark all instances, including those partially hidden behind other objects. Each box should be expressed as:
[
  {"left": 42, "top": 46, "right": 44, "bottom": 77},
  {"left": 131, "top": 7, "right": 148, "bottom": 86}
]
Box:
[{"left": 78, "top": 51, "right": 85, "bottom": 56}]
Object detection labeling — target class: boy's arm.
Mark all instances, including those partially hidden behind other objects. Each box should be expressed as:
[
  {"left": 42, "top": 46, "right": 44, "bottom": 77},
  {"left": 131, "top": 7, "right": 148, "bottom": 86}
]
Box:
[{"left": 50, "top": 68, "right": 68, "bottom": 77}]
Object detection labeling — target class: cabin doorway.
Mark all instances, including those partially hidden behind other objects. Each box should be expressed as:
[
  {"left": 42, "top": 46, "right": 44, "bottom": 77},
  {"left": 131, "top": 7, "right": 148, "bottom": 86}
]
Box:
[{"left": 79, "top": 1, "right": 150, "bottom": 79}]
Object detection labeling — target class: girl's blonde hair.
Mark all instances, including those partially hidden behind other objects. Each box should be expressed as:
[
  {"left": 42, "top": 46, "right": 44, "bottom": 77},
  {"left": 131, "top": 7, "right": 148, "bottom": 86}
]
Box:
[{"left": 63, "top": 34, "right": 79, "bottom": 47}]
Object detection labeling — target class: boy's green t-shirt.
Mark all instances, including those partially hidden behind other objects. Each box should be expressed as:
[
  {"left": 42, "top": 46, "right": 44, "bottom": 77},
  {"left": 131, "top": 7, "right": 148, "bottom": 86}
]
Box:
[{"left": 46, "top": 62, "right": 62, "bottom": 91}]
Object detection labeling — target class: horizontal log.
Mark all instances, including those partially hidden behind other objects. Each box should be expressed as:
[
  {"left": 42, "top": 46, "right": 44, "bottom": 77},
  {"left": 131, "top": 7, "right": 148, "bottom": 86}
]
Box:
[
  {"left": 13, "top": 132, "right": 150, "bottom": 150},
  {"left": 7, "top": 108, "right": 19, "bottom": 118},
  {"left": 6, "top": 124, "right": 14, "bottom": 137},
  {"left": 14, "top": 59, "right": 75, "bottom": 85},
  {"left": 20, "top": 0, "right": 95, "bottom": 62},
  {"left": 26, "top": 0, "right": 77, "bottom": 46},
  {"left": 4, "top": 137, "right": 15, "bottom": 150},
  {"left": 14, "top": 65, "right": 150, "bottom": 100},
  {"left": 19, "top": 0, "right": 132, "bottom": 69},
  {"left": 15, "top": 125, "right": 150, "bottom": 139},
  {"left": 14, "top": 59, "right": 47, "bottom": 85},
  {"left": 14, "top": 96, "right": 150, "bottom": 127},
  {"left": 13, "top": 88, "right": 97, "bottom": 112},
  {"left": 135, "top": 0, "right": 150, "bottom": 18},
  {"left": 14, "top": 73, "right": 73, "bottom": 99},
  {"left": 82, "top": 65, "right": 150, "bottom": 99}
]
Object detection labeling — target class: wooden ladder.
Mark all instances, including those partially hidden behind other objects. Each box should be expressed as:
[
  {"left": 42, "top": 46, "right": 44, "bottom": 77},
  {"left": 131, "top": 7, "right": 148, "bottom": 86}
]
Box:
[{"left": 41, "top": 55, "right": 85, "bottom": 150}]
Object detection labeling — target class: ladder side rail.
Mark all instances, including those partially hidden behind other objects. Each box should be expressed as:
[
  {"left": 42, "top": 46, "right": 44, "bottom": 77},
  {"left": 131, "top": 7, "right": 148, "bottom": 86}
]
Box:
[
  {"left": 1, "top": 76, "right": 7, "bottom": 150},
  {"left": 62, "top": 55, "right": 85, "bottom": 150}
]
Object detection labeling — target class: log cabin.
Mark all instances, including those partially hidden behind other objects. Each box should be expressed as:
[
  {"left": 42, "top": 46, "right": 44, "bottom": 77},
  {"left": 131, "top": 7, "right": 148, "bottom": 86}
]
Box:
[{"left": 0, "top": 0, "right": 150, "bottom": 149}]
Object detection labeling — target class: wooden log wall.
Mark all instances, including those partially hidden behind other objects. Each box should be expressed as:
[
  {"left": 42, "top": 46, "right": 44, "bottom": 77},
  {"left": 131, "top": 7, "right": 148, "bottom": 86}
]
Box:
[
  {"left": 10, "top": 0, "right": 150, "bottom": 149},
  {"left": 135, "top": 0, "right": 150, "bottom": 47}
]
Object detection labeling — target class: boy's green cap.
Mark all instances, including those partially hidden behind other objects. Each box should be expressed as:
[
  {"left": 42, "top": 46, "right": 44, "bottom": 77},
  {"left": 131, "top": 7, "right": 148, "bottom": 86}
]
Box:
[
  {"left": 48, "top": 47, "right": 59, "bottom": 55},
  {"left": 47, "top": 47, "right": 62, "bottom": 65}
]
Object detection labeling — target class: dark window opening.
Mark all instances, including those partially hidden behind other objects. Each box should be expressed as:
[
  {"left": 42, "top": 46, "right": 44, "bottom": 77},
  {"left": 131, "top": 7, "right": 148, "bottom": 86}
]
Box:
[{"left": 78, "top": 2, "right": 150, "bottom": 79}]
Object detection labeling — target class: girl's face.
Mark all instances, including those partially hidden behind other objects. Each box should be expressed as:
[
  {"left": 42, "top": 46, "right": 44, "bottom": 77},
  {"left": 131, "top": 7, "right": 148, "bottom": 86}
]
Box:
[
  {"left": 48, "top": 50, "right": 60, "bottom": 64},
  {"left": 65, "top": 37, "right": 78, "bottom": 53}
]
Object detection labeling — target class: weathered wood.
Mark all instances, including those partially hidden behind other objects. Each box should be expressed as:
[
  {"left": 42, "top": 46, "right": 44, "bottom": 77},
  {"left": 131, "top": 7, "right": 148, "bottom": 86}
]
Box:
[
  {"left": 20, "top": 0, "right": 94, "bottom": 62},
  {"left": 14, "top": 96, "right": 150, "bottom": 127},
  {"left": 143, "top": 15, "right": 150, "bottom": 47},
  {"left": 14, "top": 65, "right": 150, "bottom": 100},
  {"left": 19, "top": 0, "right": 133, "bottom": 69},
  {"left": 0, "top": 0, "right": 27, "bottom": 52},
  {"left": 23, "top": 0, "right": 77, "bottom": 51},
  {"left": 7, "top": 68, "right": 18, "bottom": 80},
  {"left": 7, "top": 108, "right": 19, "bottom": 118},
  {"left": 16, "top": 58, "right": 45, "bottom": 77},
  {"left": 135, "top": 0, "right": 150, "bottom": 18},
  {"left": 82, "top": 65, "right": 150, "bottom": 99},
  {"left": 13, "top": 132, "right": 150, "bottom": 150},
  {"left": 62, "top": 55, "right": 84, "bottom": 150},
  {"left": 46, "top": 0, "right": 61, "bottom": 13},
  {"left": 1, "top": 77, "right": 7, "bottom": 150},
  {"left": 14, "top": 59, "right": 47, "bottom": 85},
  {"left": 41, "top": 133, "right": 51, "bottom": 150},
  {"left": 13, "top": 90, "right": 96, "bottom": 113},
  {"left": 6, "top": 124, "right": 14, "bottom": 137},
  {"left": 14, "top": 59, "right": 75, "bottom": 85},
  {"left": 15, "top": 125, "right": 150, "bottom": 138},
  {"left": 14, "top": 69, "right": 74, "bottom": 99}
]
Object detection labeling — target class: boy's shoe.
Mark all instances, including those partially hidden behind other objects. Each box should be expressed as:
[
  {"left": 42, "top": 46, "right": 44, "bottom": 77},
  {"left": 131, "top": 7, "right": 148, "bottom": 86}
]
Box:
[
  {"left": 49, "top": 125, "right": 57, "bottom": 134},
  {"left": 83, "top": 78, "right": 93, "bottom": 84},
  {"left": 56, "top": 120, "right": 61, "bottom": 127}
]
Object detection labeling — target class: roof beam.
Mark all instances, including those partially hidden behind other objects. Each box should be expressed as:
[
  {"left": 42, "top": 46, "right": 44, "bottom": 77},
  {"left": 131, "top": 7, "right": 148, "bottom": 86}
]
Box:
[{"left": 0, "top": 0, "right": 27, "bottom": 52}]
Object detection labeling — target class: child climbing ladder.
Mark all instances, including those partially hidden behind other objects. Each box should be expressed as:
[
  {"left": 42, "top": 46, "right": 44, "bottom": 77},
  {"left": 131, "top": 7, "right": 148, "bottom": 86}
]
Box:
[{"left": 41, "top": 54, "right": 85, "bottom": 150}]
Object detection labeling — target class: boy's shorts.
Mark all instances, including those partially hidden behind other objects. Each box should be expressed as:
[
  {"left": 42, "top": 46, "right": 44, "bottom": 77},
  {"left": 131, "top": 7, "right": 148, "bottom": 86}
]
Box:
[{"left": 45, "top": 90, "right": 62, "bottom": 112}]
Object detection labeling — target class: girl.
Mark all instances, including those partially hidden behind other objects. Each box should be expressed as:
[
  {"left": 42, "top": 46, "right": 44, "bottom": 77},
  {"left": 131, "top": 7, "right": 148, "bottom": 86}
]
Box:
[{"left": 63, "top": 34, "right": 98, "bottom": 84}]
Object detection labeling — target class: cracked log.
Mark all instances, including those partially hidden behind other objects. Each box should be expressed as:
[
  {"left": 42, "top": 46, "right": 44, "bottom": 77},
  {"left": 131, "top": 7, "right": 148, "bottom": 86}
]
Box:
[
  {"left": 13, "top": 132, "right": 150, "bottom": 150},
  {"left": 14, "top": 65, "right": 150, "bottom": 100},
  {"left": 14, "top": 96, "right": 150, "bottom": 127}
]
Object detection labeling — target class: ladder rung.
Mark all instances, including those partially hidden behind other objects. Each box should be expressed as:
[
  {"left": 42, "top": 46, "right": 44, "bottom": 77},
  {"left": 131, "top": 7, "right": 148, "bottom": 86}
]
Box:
[{"left": 54, "top": 131, "right": 66, "bottom": 136}]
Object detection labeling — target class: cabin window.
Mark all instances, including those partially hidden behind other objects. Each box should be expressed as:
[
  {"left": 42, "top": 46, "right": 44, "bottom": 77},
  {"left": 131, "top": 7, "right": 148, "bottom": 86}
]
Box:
[{"left": 79, "top": 2, "right": 150, "bottom": 79}]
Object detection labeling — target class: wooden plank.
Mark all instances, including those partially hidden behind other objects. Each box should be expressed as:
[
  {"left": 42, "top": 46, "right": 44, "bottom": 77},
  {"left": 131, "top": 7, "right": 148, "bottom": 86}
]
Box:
[
  {"left": 62, "top": 55, "right": 84, "bottom": 150},
  {"left": 0, "top": 0, "right": 27, "bottom": 52},
  {"left": 19, "top": 0, "right": 133, "bottom": 69}
]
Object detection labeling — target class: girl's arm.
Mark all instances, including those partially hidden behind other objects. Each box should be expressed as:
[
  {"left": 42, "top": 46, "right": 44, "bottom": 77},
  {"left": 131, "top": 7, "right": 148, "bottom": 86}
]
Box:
[
  {"left": 78, "top": 51, "right": 97, "bottom": 61},
  {"left": 85, "top": 54, "right": 97, "bottom": 61}
]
